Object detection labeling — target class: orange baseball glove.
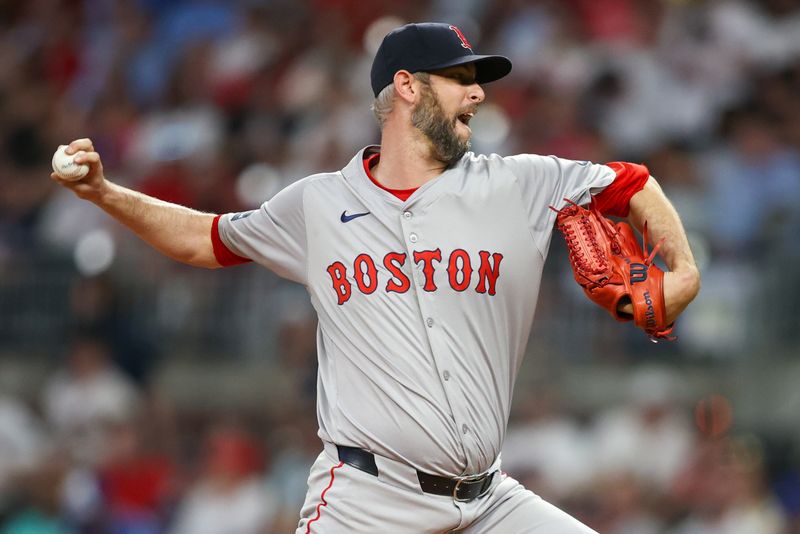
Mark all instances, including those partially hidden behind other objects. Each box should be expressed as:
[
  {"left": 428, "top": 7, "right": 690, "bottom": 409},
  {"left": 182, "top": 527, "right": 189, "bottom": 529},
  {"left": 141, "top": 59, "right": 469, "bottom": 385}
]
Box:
[{"left": 552, "top": 200, "right": 675, "bottom": 341}]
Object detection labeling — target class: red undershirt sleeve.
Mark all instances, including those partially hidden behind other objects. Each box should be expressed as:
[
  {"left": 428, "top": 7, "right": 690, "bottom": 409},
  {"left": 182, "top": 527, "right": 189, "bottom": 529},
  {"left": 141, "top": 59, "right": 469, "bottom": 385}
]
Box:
[
  {"left": 211, "top": 214, "right": 252, "bottom": 267},
  {"left": 592, "top": 161, "right": 650, "bottom": 217}
]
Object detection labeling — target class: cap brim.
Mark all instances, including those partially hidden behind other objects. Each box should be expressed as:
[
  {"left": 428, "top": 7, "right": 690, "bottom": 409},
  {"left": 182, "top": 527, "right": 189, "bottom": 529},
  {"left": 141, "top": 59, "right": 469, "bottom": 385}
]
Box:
[{"left": 424, "top": 54, "right": 512, "bottom": 85}]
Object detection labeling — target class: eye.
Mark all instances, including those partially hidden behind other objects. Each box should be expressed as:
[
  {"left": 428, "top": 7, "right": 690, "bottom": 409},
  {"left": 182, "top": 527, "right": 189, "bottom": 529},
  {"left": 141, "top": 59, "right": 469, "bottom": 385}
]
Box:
[{"left": 459, "top": 71, "right": 477, "bottom": 85}]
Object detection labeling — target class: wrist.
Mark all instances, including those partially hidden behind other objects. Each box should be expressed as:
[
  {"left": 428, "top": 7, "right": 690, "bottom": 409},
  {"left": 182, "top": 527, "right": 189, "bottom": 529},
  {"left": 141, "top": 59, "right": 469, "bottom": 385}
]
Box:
[
  {"left": 663, "top": 268, "right": 701, "bottom": 325},
  {"left": 670, "top": 261, "right": 699, "bottom": 277},
  {"left": 674, "top": 266, "right": 701, "bottom": 300},
  {"left": 89, "top": 179, "right": 116, "bottom": 206}
]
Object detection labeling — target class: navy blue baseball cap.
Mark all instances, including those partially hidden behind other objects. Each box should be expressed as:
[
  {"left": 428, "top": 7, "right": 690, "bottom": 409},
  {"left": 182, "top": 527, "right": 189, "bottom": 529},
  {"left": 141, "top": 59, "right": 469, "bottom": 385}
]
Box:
[{"left": 370, "top": 22, "right": 512, "bottom": 97}]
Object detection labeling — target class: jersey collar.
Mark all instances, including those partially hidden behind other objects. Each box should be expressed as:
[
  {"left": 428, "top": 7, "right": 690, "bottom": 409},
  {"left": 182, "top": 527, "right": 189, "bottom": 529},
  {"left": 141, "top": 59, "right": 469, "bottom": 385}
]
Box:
[
  {"left": 362, "top": 152, "right": 418, "bottom": 201},
  {"left": 341, "top": 146, "right": 464, "bottom": 209}
]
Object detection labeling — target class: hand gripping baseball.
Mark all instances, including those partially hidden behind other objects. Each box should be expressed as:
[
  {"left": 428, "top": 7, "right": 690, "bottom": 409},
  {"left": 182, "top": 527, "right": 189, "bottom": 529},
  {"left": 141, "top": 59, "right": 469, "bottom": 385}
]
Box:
[
  {"left": 49, "top": 138, "right": 108, "bottom": 202},
  {"left": 552, "top": 200, "right": 675, "bottom": 341}
]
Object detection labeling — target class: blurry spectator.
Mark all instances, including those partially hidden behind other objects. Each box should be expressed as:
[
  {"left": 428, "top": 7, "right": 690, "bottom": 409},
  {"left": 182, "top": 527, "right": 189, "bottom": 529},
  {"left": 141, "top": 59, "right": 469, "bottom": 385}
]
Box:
[
  {"left": 207, "top": 5, "right": 280, "bottom": 111},
  {"left": 592, "top": 366, "right": 695, "bottom": 492},
  {"left": 66, "top": 275, "right": 160, "bottom": 387},
  {"left": 501, "top": 389, "right": 593, "bottom": 501},
  {"left": 671, "top": 437, "right": 788, "bottom": 534},
  {"left": 0, "top": 395, "right": 46, "bottom": 497},
  {"left": 568, "top": 0, "right": 652, "bottom": 47},
  {"left": 0, "top": 458, "right": 74, "bottom": 534},
  {"left": 702, "top": 107, "right": 800, "bottom": 258},
  {"left": 169, "top": 422, "right": 277, "bottom": 534},
  {"left": 264, "top": 409, "right": 320, "bottom": 532},
  {"left": 522, "top": 89, "right": 611, "bottom": 162},
  {"left": 588, "top": 474, "right": 662, "bottom": 534},
  {"left": 35, "top": 186, "right": 113, "bottom": 254},
  {"left": 273, "top": 285, "right": 318, "bottom": 404},
  {"left": 119, "top": 1, "right": 239, "bottom": 108},
  {"left": 42, "top": 336, "right": 140, "bottom": 466},
  {"left": 127, "top": 110, "right": 224, "bottom": 188},
  {"left": 0, "top": 122, "right": 53, "bottom": 254},
  {"left": 97, "top": 417, "right": 178, "bottom": 534}
]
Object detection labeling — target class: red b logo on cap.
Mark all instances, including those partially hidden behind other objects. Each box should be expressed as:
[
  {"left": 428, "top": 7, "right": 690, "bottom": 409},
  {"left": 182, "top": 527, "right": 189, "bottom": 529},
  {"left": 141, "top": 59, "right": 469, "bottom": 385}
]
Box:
[{"left": 449, "top": 25, "right": 472, "bottom": 50}]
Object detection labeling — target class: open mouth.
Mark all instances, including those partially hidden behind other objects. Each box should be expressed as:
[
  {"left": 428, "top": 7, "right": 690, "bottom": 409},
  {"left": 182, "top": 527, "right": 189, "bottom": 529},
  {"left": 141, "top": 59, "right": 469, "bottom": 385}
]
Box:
[{"left": 457, "top": 112, "right": 474, "bottom": 127}]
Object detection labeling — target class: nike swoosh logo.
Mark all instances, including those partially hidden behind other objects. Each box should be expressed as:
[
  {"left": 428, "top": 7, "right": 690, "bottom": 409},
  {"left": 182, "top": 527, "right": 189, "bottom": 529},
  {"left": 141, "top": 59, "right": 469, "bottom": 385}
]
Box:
[{"left": 340, "top": 210, "right": 371, "bottom": 223}]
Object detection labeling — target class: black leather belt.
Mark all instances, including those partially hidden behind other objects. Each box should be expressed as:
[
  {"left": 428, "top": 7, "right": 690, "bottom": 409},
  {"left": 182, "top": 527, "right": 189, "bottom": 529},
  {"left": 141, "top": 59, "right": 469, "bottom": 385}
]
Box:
[{"left": 336, "top": 445, "right": 495, "bottom": 502}]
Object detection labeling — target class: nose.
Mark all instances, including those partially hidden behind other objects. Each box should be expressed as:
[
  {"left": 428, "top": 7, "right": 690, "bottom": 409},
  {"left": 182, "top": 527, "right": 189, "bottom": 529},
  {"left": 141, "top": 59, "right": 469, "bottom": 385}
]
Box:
[{"left": 468, "top": 83, "right": 485, "bottom": 104}]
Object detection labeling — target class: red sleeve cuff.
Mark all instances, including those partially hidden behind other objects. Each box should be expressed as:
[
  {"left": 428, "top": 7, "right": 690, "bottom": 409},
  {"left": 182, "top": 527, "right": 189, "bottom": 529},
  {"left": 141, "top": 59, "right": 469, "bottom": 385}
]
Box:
[
  {"left": 211, "top": 215, "right": 252, "bottom": 267},
  {"left": 592, "top": 162, "right": 650, "bottom": 217}
]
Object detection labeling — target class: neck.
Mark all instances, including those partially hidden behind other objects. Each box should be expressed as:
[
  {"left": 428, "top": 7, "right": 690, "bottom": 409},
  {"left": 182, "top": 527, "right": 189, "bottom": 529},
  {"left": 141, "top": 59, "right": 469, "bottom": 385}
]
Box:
[{"left": 372, "top": 122, "right": 450, "bottom": 189}]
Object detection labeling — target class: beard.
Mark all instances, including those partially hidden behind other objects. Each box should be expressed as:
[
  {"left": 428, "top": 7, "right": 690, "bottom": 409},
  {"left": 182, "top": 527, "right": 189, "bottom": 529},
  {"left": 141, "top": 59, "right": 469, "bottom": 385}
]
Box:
[{"left": 411, "top": 84, "right": 471, "bottom": 166}]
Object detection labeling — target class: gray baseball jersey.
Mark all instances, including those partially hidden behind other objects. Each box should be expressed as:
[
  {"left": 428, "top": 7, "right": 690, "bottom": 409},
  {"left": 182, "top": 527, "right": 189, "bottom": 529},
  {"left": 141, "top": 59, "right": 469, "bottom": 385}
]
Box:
[{"left": 216, "top": 146, "right": 615, "bottom": 478}]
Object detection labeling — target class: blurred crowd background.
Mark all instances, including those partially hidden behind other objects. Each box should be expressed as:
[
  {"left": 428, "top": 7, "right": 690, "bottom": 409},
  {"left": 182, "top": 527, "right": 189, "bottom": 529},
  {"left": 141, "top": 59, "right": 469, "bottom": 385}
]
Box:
[{"left": 1, "top": 0, "right": 800, "bottom": 532}]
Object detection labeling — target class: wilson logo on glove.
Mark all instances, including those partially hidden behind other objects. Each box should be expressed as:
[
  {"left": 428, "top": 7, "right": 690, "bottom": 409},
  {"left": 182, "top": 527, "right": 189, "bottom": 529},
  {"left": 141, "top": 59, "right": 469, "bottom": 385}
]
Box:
[{"left": 629, "top": 263, "right": 648, "bottom": 284}]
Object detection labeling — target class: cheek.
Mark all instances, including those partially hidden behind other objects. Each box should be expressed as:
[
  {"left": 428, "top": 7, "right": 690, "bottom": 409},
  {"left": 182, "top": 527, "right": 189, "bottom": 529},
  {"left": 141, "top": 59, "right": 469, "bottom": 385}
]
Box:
[
  {"left": 445, "top": 99, "right": 464, "bottom": 121},
  {"left": 449, "top": 91, "right": 469, "bottom": 113},
  {"left": 433, "top": 86, "right": 465, "bottom": 115}
]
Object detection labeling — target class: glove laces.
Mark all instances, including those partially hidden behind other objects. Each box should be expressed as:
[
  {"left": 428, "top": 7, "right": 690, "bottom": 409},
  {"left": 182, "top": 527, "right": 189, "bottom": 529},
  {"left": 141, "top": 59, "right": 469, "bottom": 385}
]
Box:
[
  {"left": 551, "top": 201, "right": 610, "bottom": 286},
  {"left": 641, "top": 222, "right": 663, "bottom": 266}
]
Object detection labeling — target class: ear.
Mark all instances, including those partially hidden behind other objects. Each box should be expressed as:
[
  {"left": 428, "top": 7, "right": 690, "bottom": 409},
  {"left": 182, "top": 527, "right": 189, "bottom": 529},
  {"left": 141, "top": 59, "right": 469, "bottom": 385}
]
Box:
[{"left": 393, "top": 70, "right": 419, "bottom": 105}]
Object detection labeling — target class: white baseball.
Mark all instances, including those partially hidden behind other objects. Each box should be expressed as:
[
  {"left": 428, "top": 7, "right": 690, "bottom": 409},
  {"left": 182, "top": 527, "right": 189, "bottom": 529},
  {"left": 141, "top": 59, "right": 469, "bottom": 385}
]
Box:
[{"left": 52, "top": 145, "right": 90, "bottom": 181}]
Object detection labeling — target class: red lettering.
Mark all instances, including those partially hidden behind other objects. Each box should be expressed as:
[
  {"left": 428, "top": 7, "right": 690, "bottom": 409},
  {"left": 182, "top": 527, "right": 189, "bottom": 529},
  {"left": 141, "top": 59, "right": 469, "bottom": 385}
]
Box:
[
  {"left": 447, "top": 249, "right": 472, "bottom": 292},
  {"left": 384, "top": 252, "right": 410, "bottom": 293},
  {"left": 326, "top": 261, "right": 351, "bottom": 305},
  {"left": 475, "top": 251, "right": 503, "bottom": 295},
  {"left": 413, "top": 249, "right": 442, "bottom": 292},
  {"left": 353, "top": 254, "right": 378, "bottom": 294},
  {"left": 329, "top": 249, "right": 502, "bottom": 300}
]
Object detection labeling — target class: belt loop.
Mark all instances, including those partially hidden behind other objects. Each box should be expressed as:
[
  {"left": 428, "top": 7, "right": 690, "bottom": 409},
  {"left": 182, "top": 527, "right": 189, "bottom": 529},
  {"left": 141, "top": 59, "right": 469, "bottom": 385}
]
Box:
[
  {"left": 337, "top": 445, "right": 379, "bottom": 476},
  {"left": 323, "top": 441, "right": 339, "bottom": 461}
]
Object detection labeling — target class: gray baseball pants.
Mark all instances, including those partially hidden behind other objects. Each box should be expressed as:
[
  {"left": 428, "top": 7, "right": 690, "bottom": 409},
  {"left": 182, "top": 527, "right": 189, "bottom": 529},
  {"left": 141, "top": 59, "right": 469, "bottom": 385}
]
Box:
[{"left": 295, "top": 442, "right": 598, "bottom": 533}]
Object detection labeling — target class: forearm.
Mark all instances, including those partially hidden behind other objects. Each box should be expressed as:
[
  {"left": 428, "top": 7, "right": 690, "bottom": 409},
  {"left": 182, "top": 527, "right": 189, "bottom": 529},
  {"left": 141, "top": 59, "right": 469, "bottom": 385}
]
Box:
[
  {"left": 628, "top": 178, "right": 696, "bottom": 271},
  {"left": 628, "top": 177, "right": 700, "bottom": 321},
  {"left": 51, "top": 138, "right": 223, "bottom": 268},
  {"left": 94, "top": 181, "right": 221, "bottom": 268}
]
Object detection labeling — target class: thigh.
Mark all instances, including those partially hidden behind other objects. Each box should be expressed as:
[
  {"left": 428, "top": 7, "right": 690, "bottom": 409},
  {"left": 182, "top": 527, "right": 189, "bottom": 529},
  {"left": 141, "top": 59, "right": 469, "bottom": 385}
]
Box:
[
  {"left": 296, "top": 451, "right": 459, "bottom": 534},
  {"left": 295, "top": 451, "right": 352, "bottom": 534},
  {"left": 463, "top": 474, "right": 598, "bottom": 534}
]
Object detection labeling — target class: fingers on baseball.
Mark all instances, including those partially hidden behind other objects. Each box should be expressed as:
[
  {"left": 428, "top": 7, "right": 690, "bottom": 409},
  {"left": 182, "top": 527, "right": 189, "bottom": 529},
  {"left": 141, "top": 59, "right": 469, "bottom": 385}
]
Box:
[
  {"left": 67, "top": 138, "right": 94, "bottom": 155},
  {"left": 74, "top": 151, "right": 100, "bottom": 165},
  {"left": 50, "top": 172, "right": 80, "bottom": 186}
]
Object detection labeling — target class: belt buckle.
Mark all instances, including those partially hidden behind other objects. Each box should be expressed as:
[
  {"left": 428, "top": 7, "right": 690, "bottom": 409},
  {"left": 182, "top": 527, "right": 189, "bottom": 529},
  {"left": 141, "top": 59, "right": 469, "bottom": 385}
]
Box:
[{"left": 452, "top": 473, "right": 489, "bottom": 503}]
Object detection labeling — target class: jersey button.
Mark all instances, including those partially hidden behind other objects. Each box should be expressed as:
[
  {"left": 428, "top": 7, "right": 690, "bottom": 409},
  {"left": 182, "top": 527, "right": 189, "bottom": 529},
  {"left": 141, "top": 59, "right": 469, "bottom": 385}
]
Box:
[
  {"left": 462, "top": 424, "right": 469, "bottom": 434},
  {"left": 443, "top": 370, "right": 450, "bottom": 381},
  {"left": 409, "top": 233, "right": 418, "bottom": 243},
  {"left": 426, "top": 317, "right": 434, "bottom": 328},
  {"left": 403, "top": 211, "right": 412, "bottom": 219}
]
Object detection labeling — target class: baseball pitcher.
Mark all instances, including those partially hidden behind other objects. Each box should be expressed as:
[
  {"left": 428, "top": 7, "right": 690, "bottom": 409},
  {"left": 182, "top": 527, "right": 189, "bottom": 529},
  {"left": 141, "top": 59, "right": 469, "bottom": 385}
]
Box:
[{"left": 52, "top": 22, "right": 700, "bottom": 534}]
